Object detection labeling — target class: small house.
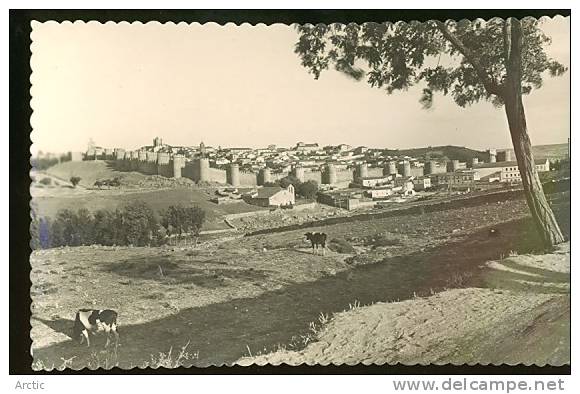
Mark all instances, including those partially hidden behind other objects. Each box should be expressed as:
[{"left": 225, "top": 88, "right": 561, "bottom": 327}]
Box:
[{"left": 243, "top": 185, "right": 295, "bottom": 207}]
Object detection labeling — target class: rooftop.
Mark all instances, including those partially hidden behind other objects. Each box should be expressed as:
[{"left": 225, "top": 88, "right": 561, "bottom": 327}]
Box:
[{"left": 255, "top": 186, "right": 286, "bottom": 199}]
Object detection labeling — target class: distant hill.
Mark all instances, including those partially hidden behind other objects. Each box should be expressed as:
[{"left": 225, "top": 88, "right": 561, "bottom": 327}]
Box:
[
  {"left": 385, "top": 143, "right": 569, "bottom": 163},
  {"left": 494, "top": 144, "right": 569, "bottom": 162},
  {"left": 383, "top": 145, "right": 489, "bottom": 163},
  {"left": 531, "top": 143, "right": 568, "bottom": 161},
  {"left": 43, "top": 160, "right": 148, "bottom": 187}
]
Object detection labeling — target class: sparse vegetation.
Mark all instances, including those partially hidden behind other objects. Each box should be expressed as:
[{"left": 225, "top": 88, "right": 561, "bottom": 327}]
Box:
[
  {"left": 143, "top": 341, "right": 198, "bottom": 369},
  {"left": 70, "top": 176, "right": 81, "bottom": 188},
  {"left": 364, "top": 234, "right": 403, "bottom": 248},
  {"left": 327, "top": 237, "right": 356, "bottom": 254},
  {"left": 446, "top": 271, "right": 474, "bottom": 288}
]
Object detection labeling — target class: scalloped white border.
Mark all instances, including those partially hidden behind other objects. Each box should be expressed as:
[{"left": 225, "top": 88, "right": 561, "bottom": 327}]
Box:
[{"left": 26, "top": 13, "right": 572, "bottom": 373}]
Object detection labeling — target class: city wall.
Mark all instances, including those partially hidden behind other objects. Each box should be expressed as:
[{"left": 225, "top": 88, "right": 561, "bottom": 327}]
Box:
[
  {"left": 91, "top": 151, "right": 452, "bottom": 188},
  {"left": 367, "top": 167, "right": 384, "bottom": 178}
]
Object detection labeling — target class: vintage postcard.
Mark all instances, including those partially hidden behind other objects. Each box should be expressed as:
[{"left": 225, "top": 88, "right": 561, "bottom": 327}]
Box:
[{"left": 29, "top": 15, "right": 570, "bottom": 370}]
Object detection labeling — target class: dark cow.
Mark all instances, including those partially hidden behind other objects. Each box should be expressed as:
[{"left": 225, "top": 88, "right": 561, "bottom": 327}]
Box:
[
  {"left": 305, "top": 232, "right": 327, "bottom": 255},
  {"left": 73, "top": 309, "right": 119, "bottom": 347}
]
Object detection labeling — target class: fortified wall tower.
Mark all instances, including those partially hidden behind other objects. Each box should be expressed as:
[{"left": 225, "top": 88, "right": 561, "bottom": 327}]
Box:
[
  {"left": 446, "top": 159, "right": 460, "bottom": 172},
  {"left": 292, "top": 166, "right": 306, "bottom": 183},
  {"left": 356, "top": 163, "right": 369, "bottom": 179},
  {"left": 323, "top": 163, "right": 338, "bottom": 185},
  {"left": 173, "top": 155, "right": 186, "bottom": 179},
  {"left": 157, "top": 152, "right": 171, "bottom": 177},
  {"left": 227, "top": 163, "right": 240, "bottom": 187},
  {"left": 258, "top": 167, "right": 272, "bottom": 185},
  {"left": 383, "top": 161, "right": 397, "bottom": 176},
  {"left": 496, "top": 150, "right": 512, "bottom": 162},
  {"left": 398, "top": 161, "right": 411, "bottom": 177},
  {"left": 424, "top": 160, "right": 436, "bottom": 175}
]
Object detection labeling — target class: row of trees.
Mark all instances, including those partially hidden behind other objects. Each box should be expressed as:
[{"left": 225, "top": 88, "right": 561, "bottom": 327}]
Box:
[
  {"left": 265, "top": 175, "right": 320, "bottom": 200},
  {"left": 31, "top": 201, "right": 206, "bottom": 250}
]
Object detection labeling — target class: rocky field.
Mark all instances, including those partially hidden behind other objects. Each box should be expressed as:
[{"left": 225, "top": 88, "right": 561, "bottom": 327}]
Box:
[{"left": 30, "top": 189, "right": 570, "bottom": 369}]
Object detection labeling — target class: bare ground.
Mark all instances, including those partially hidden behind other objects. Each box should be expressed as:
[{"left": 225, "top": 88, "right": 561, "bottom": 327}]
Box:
[
  {"left": 239, "top": 243, "right": 570, "bottom": 366},
  {"left": 30, "top": 191, "right": 570, "bottom": 369}
]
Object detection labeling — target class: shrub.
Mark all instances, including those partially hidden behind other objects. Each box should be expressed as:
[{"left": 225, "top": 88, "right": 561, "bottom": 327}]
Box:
[
  {"left": 30, "top": 212, "right": 44, "bottom": 250},
  {"left": 93, "top": 209, "right": 122, "bottom": 246},
  {"left": 119, "top": 200, "right": 159, "bottom": 246},
  {"left": 31, "top": 157, "right": 59, "bottom": 171},
  {"left": 34, "top": 201, "right": 168, "bottom": 249},
  {"left": 50, "top": 209, "right": 81, "bottom": 246},
  {"left": 162, "top": 205, "right": 206, "bottom": 241},
  {"left": 39, "top": 177, "right": 52, "bottom": 186},
  {"left": 328, "top": 237, "right": 356, "bottom": 254},
  {"left": 70, "top": 176, "right": 81, "bottom": 187},
  {"left": 279, "top": 175, "right": 300, "bottom": 189},
  {"left": 76, "top": 208, "right": 95, "bottom": 245},
  {"left": 296, "top": 180, "right": 319, "bottom": 199}
]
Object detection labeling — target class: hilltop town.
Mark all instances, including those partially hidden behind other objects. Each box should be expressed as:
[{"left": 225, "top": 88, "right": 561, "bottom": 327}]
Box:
[{"left": 47, "top": 138, "right": 559, "bottom": 211}]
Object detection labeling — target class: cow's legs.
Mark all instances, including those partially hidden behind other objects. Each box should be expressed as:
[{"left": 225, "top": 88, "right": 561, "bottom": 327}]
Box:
[
  {"left": 112, "top": 323, "right": 119, "bottom": 344},
  {"left": 82, "top": 329, "right": 90, "bottom": 347},
  {"left": 104, "top": 325, "right": 111, "bottom": 347}
]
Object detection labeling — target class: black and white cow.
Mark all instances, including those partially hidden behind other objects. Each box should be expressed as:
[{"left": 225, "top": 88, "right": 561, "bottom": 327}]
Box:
[
  {"left": 73, "top": 309, "right": 119, "bottom": 347},
  {"left": 305, "top": 232, "right": 327, "bottom": 255}
]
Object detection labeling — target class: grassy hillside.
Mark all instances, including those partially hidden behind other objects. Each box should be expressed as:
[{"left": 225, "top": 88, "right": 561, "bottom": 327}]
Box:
[
  {"left": 44, "top": 160, "right": 148, "bottom": 187},
  {"left": 495, "top": 144, "right": 569, "bottom": 162},
  {"left": 384, "top": 145, "right": 489, "bottom": 163},
  {"left": 532, "top": 143, "right": 569, "bottom": 161},
  {"left": 384, "top": 143, "right": 569, "bottom": 163},
  {"left": 36, "top": 160, "right": 265, "bottom": 230},
  {"left": 33, "top": 188, "right": 261, "bottom": 218}
]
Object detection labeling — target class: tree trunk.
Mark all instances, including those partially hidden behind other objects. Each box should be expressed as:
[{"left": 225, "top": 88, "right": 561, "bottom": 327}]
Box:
[{"left": 503, "top": 18, "right": 565, "bottom": 248}]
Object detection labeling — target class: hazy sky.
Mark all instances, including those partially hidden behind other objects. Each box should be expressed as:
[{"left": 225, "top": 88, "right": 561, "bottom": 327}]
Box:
[{"left": 30, "top": 17, "right": 570, "bottom": 154}]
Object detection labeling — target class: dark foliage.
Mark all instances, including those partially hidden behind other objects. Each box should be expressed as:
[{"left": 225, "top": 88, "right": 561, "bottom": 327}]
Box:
[
  {"left": 70, "top": 176, "right": 81, "bottom": 187},
  {"left": 161, "top": 205, "right": 206, "bottom": 238},
  {"left": 30, "top": 201, "right": 204, "bottom": 249},
  {"left": 296, "top": 180, "right": 319, "bottom": 199},
  {"left": 279, "top": 175, "right": 301, "bottom": 189},
  {"left": 295, "top": 18, "right": 566, "bottom": 108}
]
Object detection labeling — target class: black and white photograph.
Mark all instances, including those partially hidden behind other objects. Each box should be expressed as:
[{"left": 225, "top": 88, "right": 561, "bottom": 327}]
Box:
[{"left": 15, "top": 8, "right": 572, "bottom": 373}]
